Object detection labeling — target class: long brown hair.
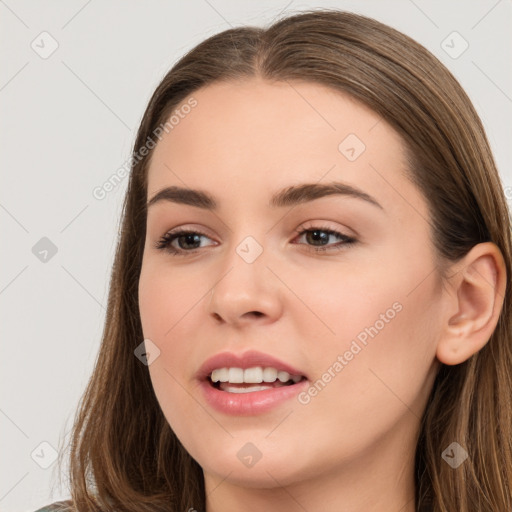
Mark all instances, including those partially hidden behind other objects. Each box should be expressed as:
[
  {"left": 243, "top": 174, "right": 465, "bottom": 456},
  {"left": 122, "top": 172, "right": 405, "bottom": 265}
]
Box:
[{"left": 53, "top": 9, "right": 512, "bottom": 512}]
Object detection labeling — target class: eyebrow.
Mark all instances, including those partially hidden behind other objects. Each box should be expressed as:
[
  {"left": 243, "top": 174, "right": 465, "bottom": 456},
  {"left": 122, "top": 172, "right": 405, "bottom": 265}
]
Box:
[{"left": 146, "top": 181, "right": 383, "bottom": 211}]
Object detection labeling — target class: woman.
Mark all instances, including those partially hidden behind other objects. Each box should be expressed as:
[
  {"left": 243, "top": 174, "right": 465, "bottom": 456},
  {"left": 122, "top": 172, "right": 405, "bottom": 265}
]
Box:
[{"left": 36, "top": 8, "right": 512, "bottom": 512}]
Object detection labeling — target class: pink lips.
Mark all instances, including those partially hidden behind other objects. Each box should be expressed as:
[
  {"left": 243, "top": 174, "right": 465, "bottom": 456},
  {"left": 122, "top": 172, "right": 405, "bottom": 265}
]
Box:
[
  {"left": 198, "top": 378, "right": 309, "bottom": 415},
  {"left": 196, "top": 350, "right": 309, "bottom": 416}
]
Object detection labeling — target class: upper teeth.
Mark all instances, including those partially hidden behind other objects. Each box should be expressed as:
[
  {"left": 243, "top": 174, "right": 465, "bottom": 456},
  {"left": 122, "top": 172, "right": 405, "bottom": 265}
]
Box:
[{"left": 210, "top": 367, "right": 302, "bottom": 384}]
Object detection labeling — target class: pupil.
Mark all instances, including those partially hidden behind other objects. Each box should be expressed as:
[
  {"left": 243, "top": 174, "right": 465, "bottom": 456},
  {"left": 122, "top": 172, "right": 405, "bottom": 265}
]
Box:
[
  {"left": 308, "top": 230, "right": 328, "bottom": 245},
  {"left": 180, "top": 233, "right": 200, "bottom": 249}
]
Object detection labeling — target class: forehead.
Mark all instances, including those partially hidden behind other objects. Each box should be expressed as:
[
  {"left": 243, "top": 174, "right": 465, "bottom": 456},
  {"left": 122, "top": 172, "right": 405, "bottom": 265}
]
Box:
[{"left": 145, "top": 78, "right": 424, "bottom": 220}]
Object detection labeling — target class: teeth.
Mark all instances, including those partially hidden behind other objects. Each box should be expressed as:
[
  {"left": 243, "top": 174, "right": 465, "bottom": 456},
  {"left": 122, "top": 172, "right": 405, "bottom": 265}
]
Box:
[
  {"left": 221, "top": 384, "right": 272, "bottom": 394},
  {"left": 228, "top": 368, "right": 244, "bottom": 383},
  {"left": 211, "top": 368, "right": 229, "bottom": 382},
  {"left": 277, "top": 371, "right": 290, "bottom": 383},
  {"left": 262, "top": 367, "right": 277, "bottom": 382},
  {"left": 210, "top": 366, "right": 303, "bottom": 384},
  {"left": 244, "top": 367, "right": 263, "bottom": 383}
]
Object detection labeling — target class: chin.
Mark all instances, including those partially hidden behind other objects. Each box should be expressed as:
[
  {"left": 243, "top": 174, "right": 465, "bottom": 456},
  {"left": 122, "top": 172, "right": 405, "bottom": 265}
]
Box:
[{"left": 198, "top": 446, "right": 310, "bottom": 489}]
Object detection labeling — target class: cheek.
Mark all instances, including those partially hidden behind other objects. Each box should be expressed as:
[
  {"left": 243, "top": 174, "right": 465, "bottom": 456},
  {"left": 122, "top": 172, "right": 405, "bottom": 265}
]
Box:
[
  {"left": 138, "top": 262, "right": 208, "bottom": 341},
  {"left": 138, "top": 264, "right": 205, "bottom": 400},
  {"left": 303, "top": 254, "right": 440, "bottom": 410},
  {"left": 296, "top": 259, "right": 399, "bottom": 351},
  {"left": 311, "top": 274, "right": 440, "bottom": 429}
]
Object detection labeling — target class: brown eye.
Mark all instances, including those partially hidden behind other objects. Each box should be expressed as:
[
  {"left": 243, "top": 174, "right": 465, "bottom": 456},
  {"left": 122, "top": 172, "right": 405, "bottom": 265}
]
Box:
[
  {"left": 154, "top": 229, "right": 215, "bottom": 255},
  {"left": 293, "top": 226, "right": 357, "bottom": 252}
]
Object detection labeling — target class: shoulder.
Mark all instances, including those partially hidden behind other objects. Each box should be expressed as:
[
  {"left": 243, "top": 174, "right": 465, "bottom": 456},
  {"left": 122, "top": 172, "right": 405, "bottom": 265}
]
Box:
[{"left": 33, "top": 500, "right": 74, "bottom": 512}]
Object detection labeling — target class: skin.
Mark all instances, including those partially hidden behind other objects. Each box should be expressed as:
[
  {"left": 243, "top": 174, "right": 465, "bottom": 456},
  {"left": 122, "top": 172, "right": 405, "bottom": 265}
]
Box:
[{"left": 138, "top": 78, "right": 506, "bottom": 512}]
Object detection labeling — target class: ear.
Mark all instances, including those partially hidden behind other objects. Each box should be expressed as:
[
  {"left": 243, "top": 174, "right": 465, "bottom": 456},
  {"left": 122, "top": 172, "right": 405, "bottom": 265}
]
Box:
[{"left": 436, "top": 242, "right": 507, "bottom": 365}]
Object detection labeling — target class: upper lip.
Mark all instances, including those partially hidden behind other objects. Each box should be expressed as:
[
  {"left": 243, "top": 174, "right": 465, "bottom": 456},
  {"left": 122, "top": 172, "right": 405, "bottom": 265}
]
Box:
[{"left": 196, "top": 350, "right": 307, "bottom": 381}]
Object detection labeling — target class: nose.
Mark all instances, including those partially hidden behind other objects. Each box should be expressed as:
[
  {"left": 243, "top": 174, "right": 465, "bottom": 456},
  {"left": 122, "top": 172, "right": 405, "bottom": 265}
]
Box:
[{"left": 207, "top": 244, "right": 284, "bottom": 327}]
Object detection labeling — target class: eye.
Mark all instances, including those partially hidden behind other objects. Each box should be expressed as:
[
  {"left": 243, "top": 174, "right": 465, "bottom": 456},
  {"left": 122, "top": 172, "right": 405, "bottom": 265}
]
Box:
[
  {"left": 292, "top": 225, "right": 357, "bottom": 253},
  {"left": 154, "top": 229, "right": 215, "bottom": 256},
  {"left": 154, "top": 225, "right": 357, "bottom": 256}
]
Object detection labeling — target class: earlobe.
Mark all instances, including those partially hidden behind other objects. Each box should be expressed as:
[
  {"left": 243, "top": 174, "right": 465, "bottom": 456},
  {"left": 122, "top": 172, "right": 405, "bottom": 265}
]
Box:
[{"left": 436, "top": 242, "right": 506, "bottom": 366}]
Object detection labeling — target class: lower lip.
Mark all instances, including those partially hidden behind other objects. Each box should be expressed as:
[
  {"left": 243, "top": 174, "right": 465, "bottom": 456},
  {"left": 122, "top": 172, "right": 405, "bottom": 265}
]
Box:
[{"left": 198, "top": 379, "right": 309, "bottom": 416}]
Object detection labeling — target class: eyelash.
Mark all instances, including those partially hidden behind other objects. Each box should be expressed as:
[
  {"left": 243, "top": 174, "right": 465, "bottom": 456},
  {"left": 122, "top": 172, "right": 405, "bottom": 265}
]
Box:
[{"left": 154, "top": 225, "right": 357, "bottom": 256}]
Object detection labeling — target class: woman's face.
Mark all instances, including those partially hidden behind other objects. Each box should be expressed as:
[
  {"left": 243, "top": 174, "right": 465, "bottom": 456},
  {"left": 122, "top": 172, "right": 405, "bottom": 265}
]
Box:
[{"left": 138, "top": 78, "right": 444, "bottom": 493}]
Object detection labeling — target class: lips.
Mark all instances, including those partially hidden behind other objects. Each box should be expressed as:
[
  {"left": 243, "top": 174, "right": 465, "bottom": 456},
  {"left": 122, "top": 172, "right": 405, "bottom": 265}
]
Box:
[
  {"left": 195, "top": 350, "right": 310, "bottom": 415},
  {"left": 196, "top": 349, "right": 308, "bottom": 382}
]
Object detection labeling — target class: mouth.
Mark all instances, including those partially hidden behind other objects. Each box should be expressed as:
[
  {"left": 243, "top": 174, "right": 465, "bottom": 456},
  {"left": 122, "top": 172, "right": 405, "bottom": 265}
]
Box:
[
  {"left": 199, "top": 371, "right": 309, "bottom": 416},
  {"left": 196, "top": 350, "right": 309, "bottom": 414},
  {"left": 207, "top": 366, "right": 307, "bottom": 394}
]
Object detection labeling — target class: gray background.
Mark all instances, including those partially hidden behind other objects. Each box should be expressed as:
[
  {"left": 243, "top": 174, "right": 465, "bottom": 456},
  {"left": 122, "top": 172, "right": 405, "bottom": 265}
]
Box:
[{"left": 1, "top": 1, "right": 511, "bottom": 511}]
